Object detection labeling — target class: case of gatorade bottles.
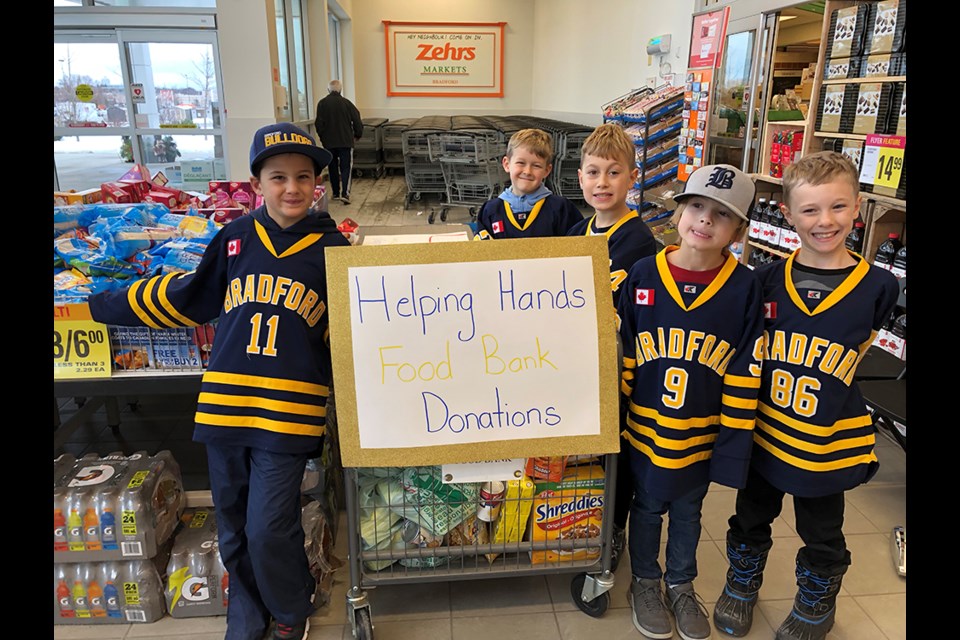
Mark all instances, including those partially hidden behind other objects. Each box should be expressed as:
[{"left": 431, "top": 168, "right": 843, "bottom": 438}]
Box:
[
  {"left": 54, "top": 555, "right": 169, "bottom": 625},
  {"left": 53, "top": 450, "right": 186, "bottom": 563},
  {"left": 164, "top": 507, "right": 230, "bottom": 618}
]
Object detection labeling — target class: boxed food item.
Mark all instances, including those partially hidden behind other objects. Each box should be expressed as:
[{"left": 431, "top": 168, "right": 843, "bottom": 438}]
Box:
[
  {"left": 54, "top": 556, "right": 168, "bottom": 624},
  {"left": 100, "top": 181, "right": 138, "bottom": 204},
  {"left": 53, "top": 450, "right": 185, "bottom": 563},
  {"left": 150, "top": 327, "right": 203, "bottom": 370},
  {"left": 863, "top": 0, "right": 907, "bottom": 56},
  {"left": 852, "top": 82, "right": 895, "bottom": 135},
  {"left": 827, "top": 4, "right": 870, "bottom": 59},
  {"left": 529, "top": 464, "right": 605, "bottom": 565},
  {"left": 228, "top": 181, "right": 257, "bottom": 212},
  {"left": 823, "top": 57, "right": 862, "bottom": 80},
  {"left": 55, "top": 188, "right": 103, "bottom": 206}
]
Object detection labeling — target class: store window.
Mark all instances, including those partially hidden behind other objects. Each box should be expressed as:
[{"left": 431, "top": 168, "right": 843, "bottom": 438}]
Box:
[
  {"left": 328, "top": 11, "right": 342, "bottom": 81},
  {"left": 274, "top": 0, "right": 312, "bottom": 123},
  {"left": 54, "top": 25, "right": 226, "bottom": 192}
]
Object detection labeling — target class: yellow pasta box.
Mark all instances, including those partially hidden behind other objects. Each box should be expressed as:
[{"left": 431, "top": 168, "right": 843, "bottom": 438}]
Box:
[
  {"left": 529, "top": 464, "right": 606, "bottom": 564},
  {"left": 486, "top": 475, "right": 535, "bottom": 564}
]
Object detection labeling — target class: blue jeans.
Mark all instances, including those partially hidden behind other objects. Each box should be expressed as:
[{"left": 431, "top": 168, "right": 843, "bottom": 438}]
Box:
[
  {"left": 206, "top": 444, "right": 315, "bottom": 640},
  {"left": 629, "top": 482, "right": 709, "bottom": 585}
]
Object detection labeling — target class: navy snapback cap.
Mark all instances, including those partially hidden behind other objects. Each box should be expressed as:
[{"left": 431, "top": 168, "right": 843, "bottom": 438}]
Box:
[{"left": 249, "top": 122, "right": 333, "bottom": 174}]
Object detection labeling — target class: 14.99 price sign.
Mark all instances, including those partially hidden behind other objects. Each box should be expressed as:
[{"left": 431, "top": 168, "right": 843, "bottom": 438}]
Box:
[
  {"left": 54, "top": 304, "right": 111, "bottom": 379},
  {"left": 858, "top": 134, "right": 905, "bottom": 190}
]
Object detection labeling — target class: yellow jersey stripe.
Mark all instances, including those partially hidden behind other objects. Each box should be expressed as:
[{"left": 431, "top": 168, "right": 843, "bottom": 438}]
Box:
[
  {"left": 156, "top": 272, "right": 199, "bottom": 326},
  {"left": 753, "top": 434, "right": 877, "bottom": 471},
  {"left": 756, "top": 418, "right": 875, "bottom": 454},
  {"left": 127, "top": 279, "right": 163, "bottom": 329},
  {"left": 724, "top": 373, "right": 762, "bottom": 389},
  {"left": 195, "top": 411, "right": 323, "bottom": 436},
  {"left": 625, "top": 417, "right": 719, "bottom": 449},
  {"left": 202, "top": 371, "right": 329, "bottom": 396},
  {"left": 141, "top": 277, "right": 180, "bottom": 328},
  {"left": 722, "top": 393, "right": 758, "bottom": 410},
  {"left": 629, "top": 401, "right": 721, "bottom": 430},
  {"left": 758, "top": 401, "right": 873, "bottom": 436},
  {"left": 198, "top": 392, "right": 326, "bottom": 418},
  {"left": 720, "top": 414, "right": 755, "bottom": 430},
  {"left": 624, "top": 431, "right": 714, "bottom": 468}
]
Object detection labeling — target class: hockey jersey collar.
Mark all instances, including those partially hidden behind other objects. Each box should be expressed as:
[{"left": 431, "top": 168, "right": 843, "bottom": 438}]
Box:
[
  {"left": 251, "top": 206, "right": 340, "bottom": 258},
  {"left": 784, "top": 250, "right": 870, "bottom": 317},
  {"left": 656, "top": 245, "right": 739, "bottom": 312}
]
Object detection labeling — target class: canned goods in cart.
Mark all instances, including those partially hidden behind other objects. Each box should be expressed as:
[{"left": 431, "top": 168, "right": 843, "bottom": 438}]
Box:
[
  {"left": 399, "top": 519, "right": 442, "bottom": 548},
  {"left": 476, "top": 481, "right": 506, "bottom": 522}
]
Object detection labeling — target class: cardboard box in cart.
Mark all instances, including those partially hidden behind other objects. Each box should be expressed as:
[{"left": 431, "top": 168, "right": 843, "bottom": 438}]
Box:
[{"left": 53, "top": 451, "right": 185, "bottom": 563}]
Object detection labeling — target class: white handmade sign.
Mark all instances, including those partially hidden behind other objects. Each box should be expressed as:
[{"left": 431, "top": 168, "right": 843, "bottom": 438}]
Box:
[{"left": 326, "top": 237, "right": 620, "bottom": 467}]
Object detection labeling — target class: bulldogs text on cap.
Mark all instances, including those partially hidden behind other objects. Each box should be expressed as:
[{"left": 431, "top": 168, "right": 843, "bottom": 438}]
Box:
[{"left": 249, "top": 122, "right": 333, "bottom": 175}]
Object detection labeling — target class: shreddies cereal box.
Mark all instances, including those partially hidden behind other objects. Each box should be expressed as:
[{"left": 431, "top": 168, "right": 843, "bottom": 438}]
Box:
[{"left": 529, "top": 464, "right": 605, "bottom": 564}]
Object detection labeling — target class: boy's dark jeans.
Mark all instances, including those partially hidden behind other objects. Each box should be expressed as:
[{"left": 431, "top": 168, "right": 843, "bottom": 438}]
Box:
[
  {"left": 727, "top": 465, "right": 851, "bottom": 576},
  {"left": 629, "top": 482, "right": 709, "bottom": 585}
]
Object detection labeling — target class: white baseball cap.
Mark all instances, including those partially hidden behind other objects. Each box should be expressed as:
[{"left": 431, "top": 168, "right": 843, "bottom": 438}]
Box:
[{"left": 674, "top": 164, "right": 756, "bottom": 221}]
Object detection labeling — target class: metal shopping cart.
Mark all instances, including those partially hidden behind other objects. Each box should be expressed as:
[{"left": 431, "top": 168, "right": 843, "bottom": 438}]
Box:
[
  {"left": 401, "top": 116, "right": 452, "bottom": 214},
  {"left": 342, "top": 456, "right": 619, "bottom": 639},
  {"left": 381, "top": 118, "right": 416, "bottom": 174},
  {"left": 353, "top": 118, "right": 388, "bottom": 179}
]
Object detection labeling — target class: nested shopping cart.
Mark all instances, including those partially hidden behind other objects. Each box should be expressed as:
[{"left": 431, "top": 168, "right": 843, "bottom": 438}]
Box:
[
  {"left": 341, "top": 455, "right": 619, "bottom": 639},
  {"left": 401, "top": 115, "right": 452, "bottom": 213},
  {"left": 353, "top": 118, "right": 387, "bottom": 179}
]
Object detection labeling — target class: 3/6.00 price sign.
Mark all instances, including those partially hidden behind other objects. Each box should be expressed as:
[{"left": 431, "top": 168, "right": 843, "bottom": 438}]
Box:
[{"left": 54, "top": 304, "right": 111, "bottom": 379}]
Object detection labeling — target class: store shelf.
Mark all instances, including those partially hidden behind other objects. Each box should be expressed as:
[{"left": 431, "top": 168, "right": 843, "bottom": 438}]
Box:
[
  {"left": 821, "top": 76, "right": 906, "bottom": 85},
  {"left": 813, "top": 132, "right": 868, "bottom": 140},
  {"left": 752, "top": 174, "right": 782, "bottom": 185},
  {"left": 748, "top": 241, "right": 790, "bottom": 260},
  {"left": 862, "top": 192, "right": 906, "bottom": 209},
  {"left": 767, "top": 119, "right": 807, "bottom": 126}
]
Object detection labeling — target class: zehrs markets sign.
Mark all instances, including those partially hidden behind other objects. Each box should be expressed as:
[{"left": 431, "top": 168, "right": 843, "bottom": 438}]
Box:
[{"left": 383, "top": 21, "right": 505, "bottom": 97}]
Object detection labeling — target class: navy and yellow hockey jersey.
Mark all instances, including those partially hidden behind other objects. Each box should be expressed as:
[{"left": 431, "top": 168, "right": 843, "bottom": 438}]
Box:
[
  {"left": 750, "top": 251, "right": 899, "bottom": 497},
  {"left": 474, "top": 195, "right": 582, "bottom": 240},
  {"left": 88, "top": 206, "right": 351, "bottom": 454},
  {"left": 568, "top": 211, "right": 658, "bottom": 311},
  {"left": 618, "top": 247, "right": 765, "bottom": 501}
]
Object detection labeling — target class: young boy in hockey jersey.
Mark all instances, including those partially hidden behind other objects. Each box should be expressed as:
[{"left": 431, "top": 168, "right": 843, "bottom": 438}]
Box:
[
  {"left": 618, "top": 164, "right": 764, "bottom": 640},
  {"left": 474, "top": 128, "right": 582, "bottom": 239},
  {"left": 88, "top": 122, "right": 350, "bottom": 640},
  {"left": 713, "top": 152, "right": 899, "bottom": 640},
  {"left": 568, "top": 122, "right": 658, "bottom": 574}
]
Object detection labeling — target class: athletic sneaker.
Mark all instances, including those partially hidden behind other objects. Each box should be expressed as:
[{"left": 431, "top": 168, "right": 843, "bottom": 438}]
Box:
[
  {"left": 340, "top": 194, "right": 351, "bottom": 204},
  {"left": 272, "top": 620, "right": 309, "bottom": 640},
  {"left": 667, "top": 582, "right": 711, "bottom": 640},
  {"left": 628, "top": 577, "right": 673, "bottom": 639}
]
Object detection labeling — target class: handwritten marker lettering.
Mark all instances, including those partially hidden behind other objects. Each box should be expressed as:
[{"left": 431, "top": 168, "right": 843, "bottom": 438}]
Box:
[{"left": 353, "top": 274, "right": 476, "bottom": 341}]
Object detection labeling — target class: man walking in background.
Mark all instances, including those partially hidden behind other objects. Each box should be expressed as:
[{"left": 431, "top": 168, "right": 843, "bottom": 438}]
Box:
[{"left": 314, "top": 79, "right": 363, "bottom": 204}]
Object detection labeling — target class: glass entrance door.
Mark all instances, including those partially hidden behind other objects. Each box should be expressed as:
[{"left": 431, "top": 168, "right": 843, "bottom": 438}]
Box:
[
  {"left": 54, "top": 28, "right": 227, "bottom": 192},
  {"left": 707, "top": 14, "right": 777, "bottom": 172}
]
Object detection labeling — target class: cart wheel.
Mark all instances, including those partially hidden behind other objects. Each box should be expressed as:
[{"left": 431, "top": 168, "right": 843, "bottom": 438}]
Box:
[
  {"left": 413, "top": 193, "right": 422, "bottom": 201},
  {"left": 469, "top": 207, "right": 477, "bottom": 220},
  {"left": 440, "top": 207, "right": 448, "bottom": 222},
  {"left": 354, "top": 169, "right": 363, "bottom": 179},
  {"left": 353, "top": 607, "right": 374, "bottom": 639},
  {"left": 428, "top": 209, "right": 437, "bottom": 224},
  {"left": 570, "top": 572, "right": 609, "bottom": 618}
]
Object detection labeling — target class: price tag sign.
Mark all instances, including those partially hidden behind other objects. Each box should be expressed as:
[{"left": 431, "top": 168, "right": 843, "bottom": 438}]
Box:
[
  {"left": 54, "top": 304, "right": 111, "bottom": 379},
  {"left": 859, "top": 134, "right": 905, "bottom": 189}
]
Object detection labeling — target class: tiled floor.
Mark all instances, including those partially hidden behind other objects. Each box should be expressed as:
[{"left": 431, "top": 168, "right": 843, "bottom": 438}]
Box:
[{"left": 54, "top": 173, "right": 908, "bottom": 639}]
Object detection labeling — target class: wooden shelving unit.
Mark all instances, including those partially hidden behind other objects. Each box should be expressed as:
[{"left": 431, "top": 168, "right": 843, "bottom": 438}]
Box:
[{"left": 821, "top": 75, "right": 906, "bottom": 85}]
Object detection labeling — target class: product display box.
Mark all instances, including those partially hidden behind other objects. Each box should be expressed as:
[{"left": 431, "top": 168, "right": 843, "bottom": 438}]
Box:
[
  {"left": 108, "top": 326, "right": 205, "bottom": 371},
  {"left": 55, "top": 188, "right": 103, "bottom": 206},
  {"left": 165, "top": 508, "right": 229, "bottom": 618},
  {"left": 54, "top": 555, "right": 169, "bottom": 625},
  {"left": 529, "top": 464, "right": 606, "bottom": 565},
  {"left": 53, "top": 450, "right": 185, "bottom": 563}
]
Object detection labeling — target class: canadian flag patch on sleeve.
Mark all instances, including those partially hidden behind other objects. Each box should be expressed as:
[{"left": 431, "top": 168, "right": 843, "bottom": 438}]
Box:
[
  {"left": 764, "top": 302, "right": 777, "bottom": 319},
  {"left": 635, "top": 288, "right": 655, "bottom": 305},
  {"left": 492, "top": 221, "right": 504, "bottom": 233},
  {"left": 227, "top": 238, "right": 242, "bottom": 256}
]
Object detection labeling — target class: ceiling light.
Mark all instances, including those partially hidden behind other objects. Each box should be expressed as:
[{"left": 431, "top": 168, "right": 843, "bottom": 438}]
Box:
[{"left": 779, "top": 15, "right": 798, "bottom": 22}]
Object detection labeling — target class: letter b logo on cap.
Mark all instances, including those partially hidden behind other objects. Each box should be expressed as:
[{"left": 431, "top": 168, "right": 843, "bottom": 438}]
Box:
[{"left": 705, "top": 167, "right": 736, "bottom": 190}]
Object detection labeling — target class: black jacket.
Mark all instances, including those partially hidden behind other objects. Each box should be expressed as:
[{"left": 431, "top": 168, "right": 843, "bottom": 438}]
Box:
[{"left": 314, "top": 92, "right": 363, "bottom": 149}]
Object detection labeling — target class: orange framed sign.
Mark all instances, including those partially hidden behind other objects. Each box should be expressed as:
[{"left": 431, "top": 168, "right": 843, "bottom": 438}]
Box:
[{"left": 383, "top": 21, "right": 505, "bottom": 97}]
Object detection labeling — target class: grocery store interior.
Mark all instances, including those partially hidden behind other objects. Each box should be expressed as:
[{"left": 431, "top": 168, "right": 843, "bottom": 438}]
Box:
[{"left": 54, "top": 0, "right": 907, "bottom": 639}]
